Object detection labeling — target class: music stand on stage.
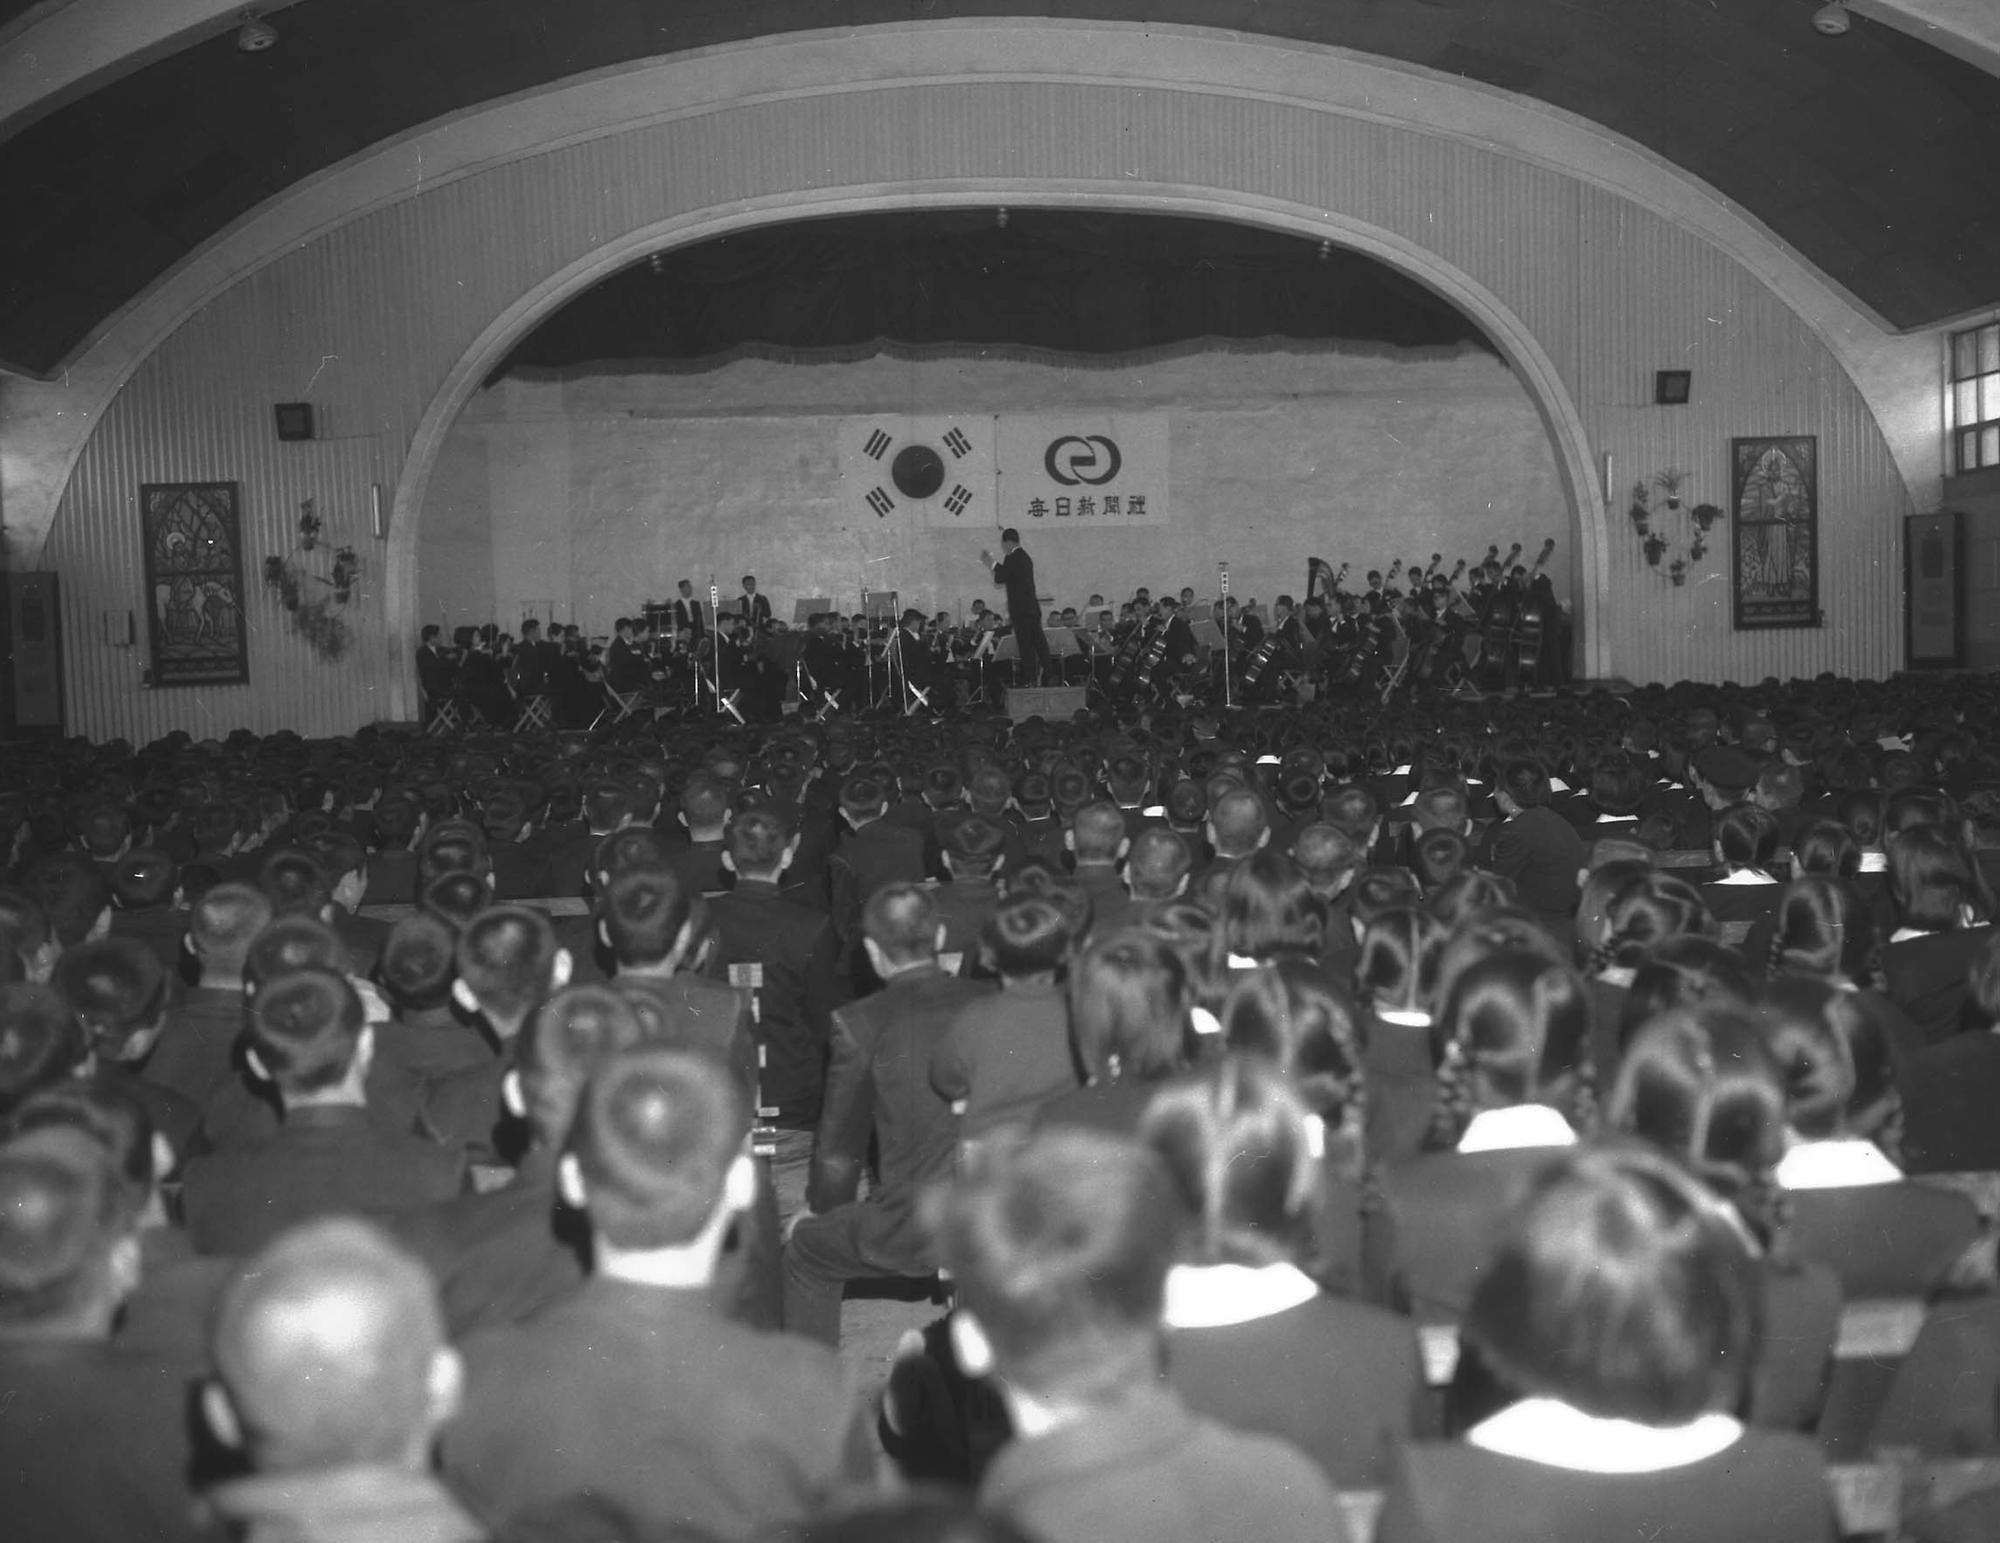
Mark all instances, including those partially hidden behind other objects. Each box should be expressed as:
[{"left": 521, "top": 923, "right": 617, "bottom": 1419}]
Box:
[{"left": 793, "top": 598, "right": 832, "bottom": 625}]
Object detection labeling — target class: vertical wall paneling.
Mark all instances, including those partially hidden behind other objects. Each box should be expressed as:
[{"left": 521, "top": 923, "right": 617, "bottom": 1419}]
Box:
[{"left": 38, "top": 60, "right": 1914, "bottom": 738}]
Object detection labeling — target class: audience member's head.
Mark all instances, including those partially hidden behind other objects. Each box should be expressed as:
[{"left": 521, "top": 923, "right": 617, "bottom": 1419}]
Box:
[
  {"left": 928, "top": 1130, "right": 1181, "bottom": 1407},
  {"left": 376, "top": 910, "right": 459, "bottom": 1015},
  {"left": 1463, "top": 1146, "right": 1760, "bottom": 1426},
  {"left": 245, "top": 967, "right": 370, "bottom": 1103},
  {"left": 513, "top": 985, "right": 647, "bottom": 1151},
  {"left": 0, "top": 1124, "right": 141, "bottom": 1338},
  {"left": 561, "top": 1046, "right": 752, "bottom": 1257},
  {"left": 53, "top": 939, "right": 168, "bottom": 1065},
  {"left": 208, "top": 1218, "right": 460, "bottom": 1475},
  {"left": 456, "top": 906, "right": 567, "bottom": 1034},
  {"left": 979, "top": 895, "right": 1071, "bottom": 982},
  {"left": 862, "top": 883, "right": 943, "bottom": 977},
  {"left": 1067, "top": 931, "right": 1190, "bottom": 1085}
]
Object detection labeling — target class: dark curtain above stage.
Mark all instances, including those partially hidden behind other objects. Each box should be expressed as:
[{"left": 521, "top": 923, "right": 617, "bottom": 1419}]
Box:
[{"left": 492, "top": 209, "right": 1494, "bottom": 379}]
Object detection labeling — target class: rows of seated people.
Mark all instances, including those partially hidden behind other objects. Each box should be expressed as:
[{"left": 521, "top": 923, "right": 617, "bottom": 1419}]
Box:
[{"left": 6, "top": 671, "right": 2000, "bottom": 1541}]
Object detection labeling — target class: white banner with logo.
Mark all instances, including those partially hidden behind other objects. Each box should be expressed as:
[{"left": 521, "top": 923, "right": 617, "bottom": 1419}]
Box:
[
  {"left": 837, "top": 415, "right": 997, "bottom": 530},
  {"left": 995, "top": 413, "right": 1171, "bottom": 528}
]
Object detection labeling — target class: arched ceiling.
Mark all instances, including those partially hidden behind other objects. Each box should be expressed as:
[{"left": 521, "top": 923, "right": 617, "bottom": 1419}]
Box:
[{"left": 1, "top": 0, "right": 1997, "bottom": 380}]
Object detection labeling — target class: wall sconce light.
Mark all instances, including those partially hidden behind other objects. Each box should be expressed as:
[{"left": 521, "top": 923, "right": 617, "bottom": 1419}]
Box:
[
  {"left": 370, "top": 484, "right": 386, "bottom": 540},
  {"left": 1812, "top": 2, "right": 1850, "bottom": 36}
]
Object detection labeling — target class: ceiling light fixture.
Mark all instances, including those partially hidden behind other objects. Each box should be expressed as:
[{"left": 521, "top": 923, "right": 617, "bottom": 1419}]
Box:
[
  {"left": 236, "top": 10, "right": 279, "bottom": 52},
  {"left": 1811, "top": 2, "right": 1850, "bottom": 36}
]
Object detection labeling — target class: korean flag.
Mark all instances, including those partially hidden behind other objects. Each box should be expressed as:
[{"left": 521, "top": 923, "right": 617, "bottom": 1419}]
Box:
[{"left": 840, "top": 415, "right": 996, "bottom": 528}]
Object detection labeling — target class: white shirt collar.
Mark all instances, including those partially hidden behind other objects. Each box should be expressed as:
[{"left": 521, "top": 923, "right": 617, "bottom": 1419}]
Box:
[
  {"left": 1225, "top": 953, "right": 1262, "bottom": 970},
  {"left": 1858, "top": 850, "right": 1888, "bottom": 873},
  {"left": 1457, "top": 1104, "right": 1578, "bottom": 1154},
  {"left": 1888, "top": 926, "right": 1937, "bottom": 943},
  {"left": 1713, "top": 868, "right": 1778, "bottom": 885},
  {"left": 1163, "top": 1262, "right": 1320, "bottom": 1329},
  {"left": 1547, "top": 777, "right": 1570, "bottom": 793},
  {"left": 1594, "top": 813, "right": 1638, "bottom": 824},
  {"left": 1375, "top": 1006, "right": 1433, "bottom": 1028},
  {"left": 1775, "top": 1138, "right": 1901, "bottom": 1191},
  {"left": 1469, "top": 1397, "right": 1743, "bottom": 1474}
]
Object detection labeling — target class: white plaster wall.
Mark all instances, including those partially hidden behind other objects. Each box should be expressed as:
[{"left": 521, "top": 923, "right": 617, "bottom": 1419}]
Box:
[{"left": 420, "top": 346, "right": 1568, "bottom": 632}]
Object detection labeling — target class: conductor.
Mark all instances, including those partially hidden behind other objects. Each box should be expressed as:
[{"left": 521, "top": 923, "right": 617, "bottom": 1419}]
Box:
[{"left": 981, "top": 527, "right": 1050, "bottom": 686}]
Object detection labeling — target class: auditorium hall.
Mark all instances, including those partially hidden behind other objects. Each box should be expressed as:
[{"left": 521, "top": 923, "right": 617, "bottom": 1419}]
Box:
[{"left": 3, "top": 5, "right": 2000, "bottom": 1542}]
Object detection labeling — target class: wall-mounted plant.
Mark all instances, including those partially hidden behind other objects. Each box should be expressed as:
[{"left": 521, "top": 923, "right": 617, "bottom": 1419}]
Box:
[
  {"left": 1628, "top": 482, "right": 1652, "bottom": 536},
  {"left": 1669, "top": 558, "right": 1688, "bottom": 586},
  {"left": 263, "top": 496, "right": 359, "bottom": 661},
  {"left": 1653, "top": 468, "right": 1686, "bottom": 510},
  {"left": 1691, "top": 501, "right": 1723, "bottom": 533},
  {"left": 1643, "top": 532, "right": 1669, "bottom": 567}
]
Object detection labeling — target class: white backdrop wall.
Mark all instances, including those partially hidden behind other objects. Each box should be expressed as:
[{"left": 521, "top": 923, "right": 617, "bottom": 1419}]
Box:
[
  {"left": 23, "top": 27, "right": 1920, "bottom": 740},
  {"left": 419, "top": 346, "right": 1568, "bottom": 633}
]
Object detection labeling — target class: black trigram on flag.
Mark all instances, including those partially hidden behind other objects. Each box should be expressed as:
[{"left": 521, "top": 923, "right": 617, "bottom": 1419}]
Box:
[
  {"left": 865, "top": 486, "right": 895, "bottom": 518},
  {"left": 943, "top": 427, "right": 972, "bottom": 459},
  {"left": 943, "top": 484, "right": 973, "bottom": 517},
  {"left": 863, "top": 429, "right": 892, "bottom": 460}
]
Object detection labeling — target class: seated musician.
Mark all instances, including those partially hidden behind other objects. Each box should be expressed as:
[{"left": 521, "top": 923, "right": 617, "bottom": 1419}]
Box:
[
  {"left": 604, "top": 617, "right": 655, "bottom": 698},
  {"left": 415, "top": 625, "right": 456, "bottom": 717},
  {"left": 511, "top": 618, "right": 554, "bottom": 700},
  {"left": 458, "top": 624, "right": 515, "bottom": 727},
  {"left": 1155, "top": 598, "right": 1202, "bottom": 684}
]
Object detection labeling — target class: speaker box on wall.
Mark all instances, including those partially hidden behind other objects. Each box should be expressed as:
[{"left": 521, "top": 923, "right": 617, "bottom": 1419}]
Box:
[
  {"left": 1654, "top": 370, "right": 1692, "bottom": 406},
  {"left": 274, "top": 402, "right": 315, "bottom": 441}
]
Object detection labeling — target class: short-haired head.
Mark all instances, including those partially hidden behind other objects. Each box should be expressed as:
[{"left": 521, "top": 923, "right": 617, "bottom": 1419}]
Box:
[
  {"left": 517, "top": 985, "right": 647, "bottom": 1147},
  {"left": 725, "top": 808, "right": 793, "bottom": 879},
  {"left": 210, "top": 1218, "right": 452, "bottom": 1474},
  {"left": 980, "top": 895, "right": 1071, "bottom": 979},
  {"left": 0, "top": 984, "right": 88, "bottom": 1116},
  {"left": 1208, "top": 788, "right": 1270, "bottom": 859},
  {"left": 54, "top": 939, "right": 167, "bottom": 1061},
  {"left": 601, "top": 868, "right": 699, "bottom": 971},
  {"left": 1289, "top": 823, "right": 1362, "bottom": 894},
  {"left": 110, "top": 848, "right": 178, "bottom": 911},
  {"left": 926, "top": 1130, "right": 1179, "bottom": 1402},
  {"left": 24, "top": 855, "right": 111, "bottom": 948},
  {"left": 565, "top": 1047, "right": 749, "bottom": 1251},
  {"left": 1068, "top": 803, "right": 1128, "bottom": 865},
  {"left": 940, "top": 812, "right": 1005, "bottom": 877},
  {"left": 862, "top": 883, "right": 941, "bottom": 969},
  {"left": 248, "top": 967, "right": 366, "bottom": 1096},
  {"left": 377, "top": 911, "right": 459, "bottom": 1014},
  {"left": 258, "top": 848, "right": 333, "bottom": 919},
  {"left": 1125, "top": 827, "right": 1191, "bottom": 900},
  {"left": 0, "top": 1126, "right": 139, "bottom": 1332},
  {"left": 1411, "top": 828, "right": 1472, "bottom": 894},
  {"left": 455, "top": 906, "right": 562, "bottom": 1025}
]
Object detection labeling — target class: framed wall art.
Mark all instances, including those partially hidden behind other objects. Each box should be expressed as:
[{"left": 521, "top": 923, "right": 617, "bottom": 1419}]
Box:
[
  {"left": 1730, "top": 436, "right": 1821, "bottom": 630},
  {"left": 141, "top": 481, "right": 250, "bottom": 686}
]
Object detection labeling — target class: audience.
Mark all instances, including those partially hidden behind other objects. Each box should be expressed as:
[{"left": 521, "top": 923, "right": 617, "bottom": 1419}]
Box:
[{"left": 13, "top": 671, "right": 2000, "bottom": 1541}]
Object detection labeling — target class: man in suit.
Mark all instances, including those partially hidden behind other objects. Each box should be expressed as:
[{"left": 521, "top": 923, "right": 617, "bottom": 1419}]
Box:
[
  {"left": 392, "top": 985, "right": 642, "bottom": 1339},
  {"left": 54, "top": 939, "right": 202, "bottom": 1163},
  {"left": 739, "top": 574, "right": 774, "bottom": 627},
  {"left": 784, "top": 883, "right": 994, "bottom": 1345},
  {"left": 202, "top": 1218, "right": 483, "bottom": 1543},
  {"left": 416, "top": 623, "right": 456, "bottom": 720},
  {"left": 147, "top": 881, "right": 270, "bottom": 1106},
  {"left": 983, "top": 527, "right": 1050, "bottom": 686},
  {"left": 0, "top": 1124, "right": 215, "bottom": 1543},
  {"left": 1067, "top": 802, "right": 1134, "bottom": 937},
  {"left": 829, "top": 775, "right": 929, "bottom": 964},
  {"left": 705, "top": 810, "right": 843, "bottom": 1220},
  {"left": 443, "top": 1047, "right": 874, "bottom": 1533},
  {"left": 672, "top": 577, "right": 706, "bottom": 641},
  {"left": 1474, "top": 760, "right": 1587, "bottom": 934},
  {"left": 181, "top": 967, "right": 466, "bottom": 1257}
]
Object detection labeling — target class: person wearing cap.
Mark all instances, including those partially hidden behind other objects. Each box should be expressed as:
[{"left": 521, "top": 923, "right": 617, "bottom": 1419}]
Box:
[
  {"left": 0, "top": 1123, "right": 212, "bottom": 1543},
  {"left": 445, "top": 1046, "right": 873, "bottom": 1533},
  {"left": 182, "top": 967, "right": 467, "bottom": 1257},
  {"left": 203, "top": 1217, "right": 484, "bottom": 1543}
]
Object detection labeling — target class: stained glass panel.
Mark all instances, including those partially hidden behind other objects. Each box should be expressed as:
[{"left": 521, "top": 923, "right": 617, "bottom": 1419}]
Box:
[{"left": 140, "top": 482, "right": 249, "bottom": 686}]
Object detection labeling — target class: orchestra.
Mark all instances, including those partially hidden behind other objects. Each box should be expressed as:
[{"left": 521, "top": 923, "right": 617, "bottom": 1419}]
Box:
[{"left": 413, "top": 541, "right": 1571, "bottom": 731}]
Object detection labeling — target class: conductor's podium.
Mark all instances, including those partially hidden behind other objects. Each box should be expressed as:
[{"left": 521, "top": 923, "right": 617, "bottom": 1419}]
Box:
[{"left": 1005, "top": 684, "right": 1088, "bottom": 722}]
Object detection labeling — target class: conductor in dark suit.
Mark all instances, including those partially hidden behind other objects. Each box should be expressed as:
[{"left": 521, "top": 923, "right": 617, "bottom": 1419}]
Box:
[
  {"left": 983, "top": 527, "right": 1050, "bottom": 685},
  {"left": 416, "top": 624, "right": 456, "bottom": 715}
]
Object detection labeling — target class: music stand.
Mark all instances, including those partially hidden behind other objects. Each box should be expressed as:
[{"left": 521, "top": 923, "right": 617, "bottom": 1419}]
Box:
[
  {"left": 1190, "top": 619, "right": 1224, "bottom": 651},
  {"left": 863, "top": 590, "right": 900, "bottom": 620},
  {"left": 1186, "top": 602, "right": 1214, "bottom": 622},
  {"left": 793, "top": 598, "right": 831, "bottom": 625}
]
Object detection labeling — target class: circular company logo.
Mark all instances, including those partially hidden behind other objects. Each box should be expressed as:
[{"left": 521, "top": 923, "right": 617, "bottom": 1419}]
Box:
[{"left": 1043, "top": 435, "right": 1123, "bottom": 487}]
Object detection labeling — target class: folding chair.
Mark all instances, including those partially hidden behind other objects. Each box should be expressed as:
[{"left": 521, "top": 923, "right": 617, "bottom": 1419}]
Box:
[
  {"left": 423, "top": 695, "right": 462, "bottom": 736},
  {"left": 715, "top": 686, "right": 746, "bottom": 725},
  {"left": 592, "top": 687, "right": 644, "bottom": 731},
  {"left": 728, "top": 962, "right": 781, "bottom": 1159},
  {"left": 902, "top": 679, "right": 935, "bottom": 716},
  {"left": 513, "top": 694, "right": 554, "bottom": 732}
]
